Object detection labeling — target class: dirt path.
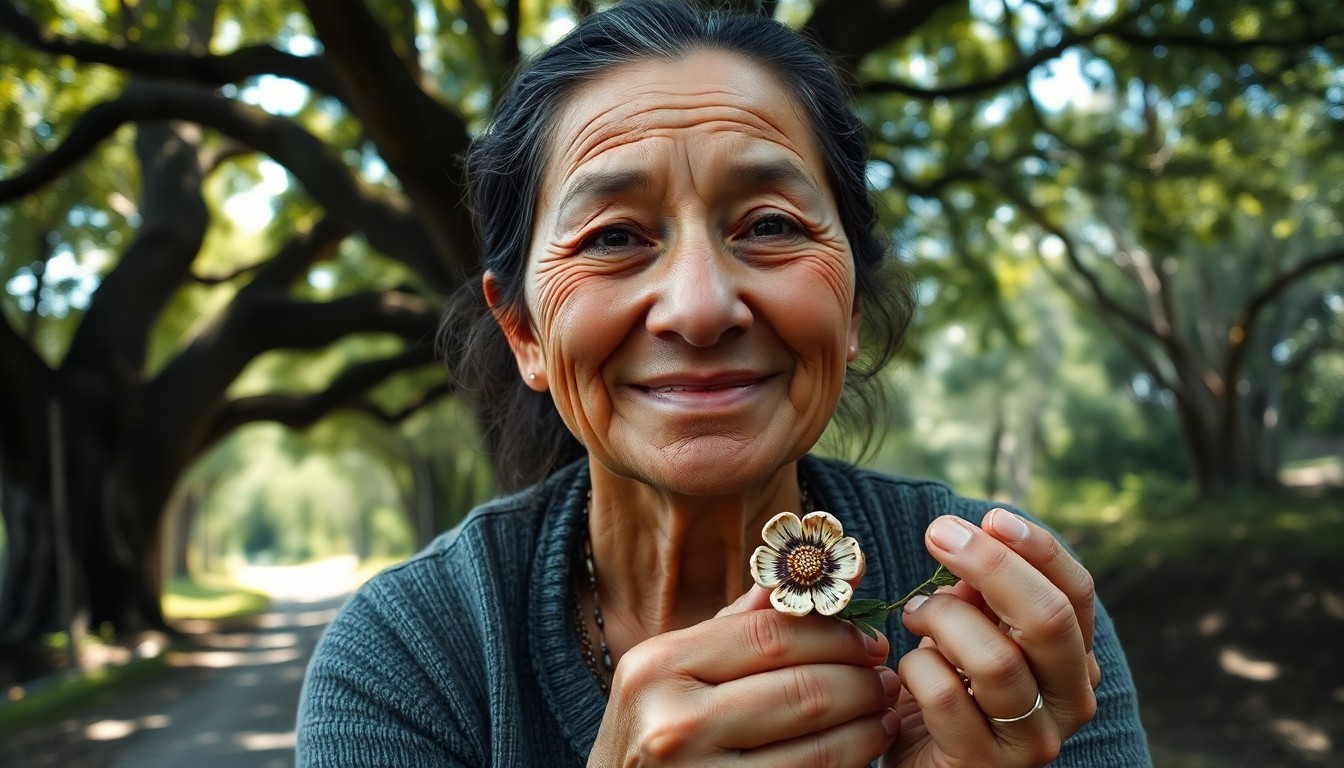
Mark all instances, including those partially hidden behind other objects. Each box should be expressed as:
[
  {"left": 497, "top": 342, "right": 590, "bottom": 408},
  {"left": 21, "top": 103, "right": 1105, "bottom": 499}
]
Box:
[{"left": 1, "top": 558, "right": 361, "bottom": 768}]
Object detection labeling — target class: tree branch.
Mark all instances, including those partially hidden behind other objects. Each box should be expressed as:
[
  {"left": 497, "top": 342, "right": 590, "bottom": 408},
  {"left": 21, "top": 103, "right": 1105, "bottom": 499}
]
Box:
[
  {"left": 366, "top": 380, "right": 454, "bottom": 424},
  {"left": 1225, "top": 247, "right": 1344, "bottom": 399},
  {"left": 300, "top": 0, "right": 476, "bottom": 277},
  {"left": 503, "top": 0, "right": 520, "bottom": 78},
  {"left": 190, "top": 260, "right": 266, "bottom": 285},
  {"left": 1111, "top": 26, "right": 1344, "bottom": 55},
  {"left": 804, "top": 0, "right": 961, "bottom": 77},
  {"left": 861, "top": 10, "right": 1135, "bottom": 99},
  {"left": 0, "top": 79, "right": 451, "bottom": 290},
  {"left": 994, "top": 177, "right": 1163, "bottom": 343},
  {"left": 456, "top": 0, "right": 500, "bottom": 83},
  {"left": 0, "top": 0, "right": 348, "bottom": 102},
  {"left": 860, "top": 12, "right": 1343, "bottom": 101},
  {"left": 205, "top": 347, "right": 444, "bottom": 440}
]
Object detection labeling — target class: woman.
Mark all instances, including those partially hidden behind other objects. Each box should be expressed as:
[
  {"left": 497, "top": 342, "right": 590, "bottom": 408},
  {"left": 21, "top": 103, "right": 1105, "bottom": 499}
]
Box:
[{"left": 297, "top": 1, "right": 1151, "bottom": 765}]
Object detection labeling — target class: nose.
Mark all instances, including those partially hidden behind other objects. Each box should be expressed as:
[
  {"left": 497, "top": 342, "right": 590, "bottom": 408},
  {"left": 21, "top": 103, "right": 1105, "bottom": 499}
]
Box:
[{"left": 644, "top": 230, "right": 752, "bottom": 347}]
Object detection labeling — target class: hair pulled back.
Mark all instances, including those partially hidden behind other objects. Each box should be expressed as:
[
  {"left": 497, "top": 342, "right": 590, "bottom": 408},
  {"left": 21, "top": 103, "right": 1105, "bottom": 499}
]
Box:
[{"left": 440, "top": 0, "right": 913, "bottom": 492}]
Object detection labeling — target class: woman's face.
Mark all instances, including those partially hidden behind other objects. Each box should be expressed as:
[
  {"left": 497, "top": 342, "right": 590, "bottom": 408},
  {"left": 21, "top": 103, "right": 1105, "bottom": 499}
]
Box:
[{"left": 489, "top": 49, "right": 861, "bottom": 495}]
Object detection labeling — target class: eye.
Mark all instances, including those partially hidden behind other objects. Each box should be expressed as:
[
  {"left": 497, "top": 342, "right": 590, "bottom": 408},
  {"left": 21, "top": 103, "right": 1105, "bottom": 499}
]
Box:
[
  {"left": 747, "top": 214, "right": 799, "bottom": 239},
  {"left": 582, "top": 226, "right": 645, "bottom": 254}
]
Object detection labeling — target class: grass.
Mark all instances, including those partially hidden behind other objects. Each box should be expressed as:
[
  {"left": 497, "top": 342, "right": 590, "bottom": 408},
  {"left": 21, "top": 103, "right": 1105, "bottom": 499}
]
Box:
[
  {"left": 0, "top": 574, "right": 271, "bottom": 734},
  {"left": 1031, "top": 477, "right": 1344, "bottom": 573},
  {"left": 0, "top": 654, "right": 167, "bottom": 732},
  {"left": 161, "top": 574, "right": 270, "bottom": 621}
]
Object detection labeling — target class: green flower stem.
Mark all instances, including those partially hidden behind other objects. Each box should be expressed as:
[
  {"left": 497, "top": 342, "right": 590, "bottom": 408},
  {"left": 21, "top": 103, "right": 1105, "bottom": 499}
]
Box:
[{"left": 834, "top": 564, "right": 960, "bottom": 640}]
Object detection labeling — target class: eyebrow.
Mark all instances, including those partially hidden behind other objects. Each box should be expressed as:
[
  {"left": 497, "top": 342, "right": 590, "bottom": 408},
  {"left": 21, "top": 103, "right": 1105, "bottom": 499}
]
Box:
[
  {"left": 552, "top": 158, "right": 823, "bottom": 231},
  {"left": 555, "top": 169, "right": 655, "bottom": 230},
  {"left": 727, "top": 158, "right": 821, "bottom": 197}
]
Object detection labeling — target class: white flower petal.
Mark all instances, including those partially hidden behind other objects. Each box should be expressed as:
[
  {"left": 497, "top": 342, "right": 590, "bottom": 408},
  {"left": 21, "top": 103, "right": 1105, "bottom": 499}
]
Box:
[
  {"left": 810, "top": 578, "right": 854, "bottom": 616},
  {"left": 750, "top": 545, "right": 784, "bottom": 588},
  {"left": 801, "top": 511, "right": 843, "bottom": 547},
  {"left": 826, "top": 536, "right": 862, "bottom": 580},
  {"left": 761, "top": 511, "right": 804, "bottom": 552},
  {"left": 770, "top": 584, "right": 815, "bottom": 616}
]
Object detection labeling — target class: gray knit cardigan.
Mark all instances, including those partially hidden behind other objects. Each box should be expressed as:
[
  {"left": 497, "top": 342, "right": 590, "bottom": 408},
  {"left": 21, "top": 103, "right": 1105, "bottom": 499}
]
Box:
[{"left": 297, "top": 456, "right": 1152, "bottom": 766}]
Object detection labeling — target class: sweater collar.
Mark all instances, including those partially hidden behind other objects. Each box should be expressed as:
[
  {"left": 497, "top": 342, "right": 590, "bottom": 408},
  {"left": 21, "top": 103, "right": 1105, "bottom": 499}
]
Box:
[{"left": 527, "top": 455, "right": 884, "bottom": 761}]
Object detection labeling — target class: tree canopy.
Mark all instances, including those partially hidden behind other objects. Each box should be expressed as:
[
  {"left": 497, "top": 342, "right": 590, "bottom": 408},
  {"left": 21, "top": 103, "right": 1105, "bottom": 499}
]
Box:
[{"left": 1, "top": 0, "right": 1341, "bottom": 673}]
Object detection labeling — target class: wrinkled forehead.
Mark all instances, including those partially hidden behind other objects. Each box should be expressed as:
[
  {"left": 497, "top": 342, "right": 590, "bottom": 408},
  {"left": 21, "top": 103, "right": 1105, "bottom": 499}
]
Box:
[{"left": 536, "top": 49, "right": 832, "bottom": 209}]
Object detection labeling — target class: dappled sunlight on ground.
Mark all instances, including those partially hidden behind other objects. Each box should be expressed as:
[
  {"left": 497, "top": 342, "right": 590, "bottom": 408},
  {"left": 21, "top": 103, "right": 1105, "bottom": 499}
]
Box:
[
  {"left": 101, "top": 586, "right": 346, "bottom": 767},
  {"left": 1217, "top": 646, "right": 1280, "bottom": 682},
  {"left": 0, "top": 560, "right": 357, "bottom": 768},
  {"left": 1106, "top": 545, "right": 1344, "bottom": 766},
  {"left": 86, "top": 713, "right": 170, "bottom": 741}
]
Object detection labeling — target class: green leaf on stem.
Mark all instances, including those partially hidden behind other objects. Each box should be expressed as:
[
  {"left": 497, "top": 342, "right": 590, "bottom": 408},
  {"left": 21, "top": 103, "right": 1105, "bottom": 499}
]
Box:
[{"left": 834, "top": 563, "right": 960, "bottom": 635}]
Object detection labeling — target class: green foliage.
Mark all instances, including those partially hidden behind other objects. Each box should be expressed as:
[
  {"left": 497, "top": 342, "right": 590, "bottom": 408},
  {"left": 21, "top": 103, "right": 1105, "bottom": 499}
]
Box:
[
  {"left": 0, "top": 655, "right": 168, "bottom": 733},
  {"left": 1031, "top": 476, "right": 1344, "bottom": 572}
]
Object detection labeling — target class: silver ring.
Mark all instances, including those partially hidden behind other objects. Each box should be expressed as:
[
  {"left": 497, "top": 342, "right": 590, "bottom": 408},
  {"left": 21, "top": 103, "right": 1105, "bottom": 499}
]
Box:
[{"left": 986, "top": 691, "right": 1044, "bottom": 724}]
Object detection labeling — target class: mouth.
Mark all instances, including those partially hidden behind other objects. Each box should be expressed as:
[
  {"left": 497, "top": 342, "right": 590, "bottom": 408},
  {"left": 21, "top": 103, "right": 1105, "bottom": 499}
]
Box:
[
  {"left": 636, "top": 372, "right": 771, "bottom": 393},
  {"left": 644, "top": 380, "right": 762, "bottom": 394}
]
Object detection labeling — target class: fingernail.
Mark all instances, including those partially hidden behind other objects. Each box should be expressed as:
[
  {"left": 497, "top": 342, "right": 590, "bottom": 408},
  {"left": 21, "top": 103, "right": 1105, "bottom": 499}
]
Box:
[
  {"left": 903, "top": 594, "right": 928, "bottom": 614},
  {"left": 878, "top": 666, "right": 900, "bottom": 698},
  {"left": 882, "top": 707, "right": 901, "bottom": 736},
  {"left": 992, "top": 508, "right": 1030, "bottom": 543},
  {"left": 929, "top": 517, "right": 973, "bottom": 552}
]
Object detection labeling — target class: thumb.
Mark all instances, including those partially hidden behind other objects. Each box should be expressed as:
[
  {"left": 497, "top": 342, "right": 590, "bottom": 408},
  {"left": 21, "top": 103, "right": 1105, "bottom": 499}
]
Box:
[{"left": 717, "top": 584, "right": 773, "bottom": 617}]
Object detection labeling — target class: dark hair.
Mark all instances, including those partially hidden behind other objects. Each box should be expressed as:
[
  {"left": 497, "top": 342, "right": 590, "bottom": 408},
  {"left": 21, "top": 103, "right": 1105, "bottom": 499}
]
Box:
[{"left": 439, "top": 0, "right": 913, "bottom": 492}]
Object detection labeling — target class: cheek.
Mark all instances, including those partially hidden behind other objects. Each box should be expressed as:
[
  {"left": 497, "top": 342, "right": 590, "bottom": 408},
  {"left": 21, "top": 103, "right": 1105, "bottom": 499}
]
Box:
[
  {"left": 529, "top": 267, "right": 637, "bottom": 410},
  {"left": 773, "top": 256, "right": 856, "bottom": 353}
]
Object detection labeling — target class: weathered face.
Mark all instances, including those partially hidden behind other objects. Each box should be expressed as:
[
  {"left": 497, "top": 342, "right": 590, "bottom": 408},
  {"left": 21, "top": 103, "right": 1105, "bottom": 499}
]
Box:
[{"left": 487, "top": 49, "right": 861, "bottom": 495}]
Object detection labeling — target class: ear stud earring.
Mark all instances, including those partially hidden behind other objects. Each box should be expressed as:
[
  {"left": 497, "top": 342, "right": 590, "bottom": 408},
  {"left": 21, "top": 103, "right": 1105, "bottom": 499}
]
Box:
[{"left": 529, "top": 372, "right": 537, "bottom": 381}]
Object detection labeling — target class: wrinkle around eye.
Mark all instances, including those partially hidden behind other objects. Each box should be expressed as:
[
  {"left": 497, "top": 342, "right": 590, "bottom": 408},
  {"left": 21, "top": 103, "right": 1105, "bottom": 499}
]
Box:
[{"left": 532, "top": 261, "right": 600, "bottom": 332}]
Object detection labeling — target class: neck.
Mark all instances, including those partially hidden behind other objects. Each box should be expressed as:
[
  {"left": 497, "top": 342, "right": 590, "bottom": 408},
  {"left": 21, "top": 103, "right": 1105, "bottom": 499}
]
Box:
[{"left": 584, "top": 459, "right": 805, "bottom": 663}]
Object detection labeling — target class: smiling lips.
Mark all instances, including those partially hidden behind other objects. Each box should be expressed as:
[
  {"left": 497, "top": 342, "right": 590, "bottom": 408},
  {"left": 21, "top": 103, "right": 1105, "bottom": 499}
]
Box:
[
  {"left": 634, "top": 374, "right": 776, "bottom": 410},
  {"left": 638, "top": 373, "right": 771, "bottom": 394},
  {"left": 647, "top": 381, "right": 756, "bottom": 394}
]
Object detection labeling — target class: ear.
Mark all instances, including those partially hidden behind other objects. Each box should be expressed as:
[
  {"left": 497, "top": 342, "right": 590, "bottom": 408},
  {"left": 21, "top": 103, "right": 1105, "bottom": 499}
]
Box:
[
  {"left": 483, "top": 271, "right": 548, "bottom": 391},
  {"left": 846, "top": 296, "right": 863, "bottom": 363}
]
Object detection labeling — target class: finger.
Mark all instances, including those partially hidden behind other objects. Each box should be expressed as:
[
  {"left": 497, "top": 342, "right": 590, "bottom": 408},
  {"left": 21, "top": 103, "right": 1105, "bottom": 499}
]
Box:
[
  {"left": 924, "top": 516, "right": 1094, "bottom": 725},
  {"left": 939, "top": 579, "right": 1000, "bottom": 625},
  {"left": 896, "top": 645, "right": 997, "bottom": 760},
  {"left": 656, "top": 608, "right": 889, "bottom": 685},
  {"left": 718, "top": 584, "right": 774, "bottom": 617},
  {"left": 711, "top": 664, "right": 900, "bottom": 749},
  {"left": 900, "top": 592, "right": 1039, "bottom": 725},
  {"left": 736, "top": 706, "right": 899, "bottom": 768},
  {"left": 983, "top": 508, "right": 1096, "bottom": 654}
]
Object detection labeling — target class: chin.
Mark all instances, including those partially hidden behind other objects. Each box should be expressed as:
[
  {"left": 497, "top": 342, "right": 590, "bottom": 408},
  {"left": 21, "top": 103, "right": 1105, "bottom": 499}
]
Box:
[{"left": 607, "top": 436, "right": 798, "bottom": 497}]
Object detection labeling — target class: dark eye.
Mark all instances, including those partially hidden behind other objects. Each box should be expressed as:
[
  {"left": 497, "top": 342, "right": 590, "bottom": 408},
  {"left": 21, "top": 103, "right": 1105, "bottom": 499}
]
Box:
[
  {"left": 583, "top": 227, "right": 642, "bottom": 253},
  {"left": 597, "top": 230, "right": 632, "bottom": 248},
  {"left": 749, "top": 215, "right": 796, "bottom": 238}
]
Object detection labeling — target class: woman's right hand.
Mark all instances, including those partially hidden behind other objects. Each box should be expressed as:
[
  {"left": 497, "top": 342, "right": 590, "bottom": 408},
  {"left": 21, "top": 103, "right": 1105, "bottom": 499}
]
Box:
[{"left": 587, "top": 586, "right": 901, "bottom": 767}]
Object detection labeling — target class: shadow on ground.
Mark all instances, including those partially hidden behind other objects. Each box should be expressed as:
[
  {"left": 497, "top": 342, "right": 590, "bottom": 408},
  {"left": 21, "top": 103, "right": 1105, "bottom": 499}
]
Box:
[{"left": 1103, "top": 545, "right": 1344, "bottom": 767}]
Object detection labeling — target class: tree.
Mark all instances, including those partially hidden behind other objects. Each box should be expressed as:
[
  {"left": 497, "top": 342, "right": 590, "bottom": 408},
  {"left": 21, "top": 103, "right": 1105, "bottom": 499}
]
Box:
[
  {"left": 2, "top": 0, "right": 1340, "bottom": 678},
  {"left": 861, "top": 0, "right": 1344, "bottom": 495}
]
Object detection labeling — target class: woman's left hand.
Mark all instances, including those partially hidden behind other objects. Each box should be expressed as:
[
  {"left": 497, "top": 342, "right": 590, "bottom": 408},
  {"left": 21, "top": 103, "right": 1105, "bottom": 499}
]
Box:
[{"left": 883, "top": 508, "right": 1101, "bottom": 768}]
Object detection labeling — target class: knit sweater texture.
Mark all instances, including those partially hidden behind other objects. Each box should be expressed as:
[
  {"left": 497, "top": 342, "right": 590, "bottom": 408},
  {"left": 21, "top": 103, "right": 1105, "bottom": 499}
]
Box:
[{"left": 297, "top": 456, "right": 1152, "bottom": 766}]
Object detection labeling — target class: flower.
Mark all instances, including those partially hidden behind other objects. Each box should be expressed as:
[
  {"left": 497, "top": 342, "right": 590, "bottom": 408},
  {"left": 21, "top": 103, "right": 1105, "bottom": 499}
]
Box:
[{"left": 750, "top": 511, "right": 862, "bottom": 616}]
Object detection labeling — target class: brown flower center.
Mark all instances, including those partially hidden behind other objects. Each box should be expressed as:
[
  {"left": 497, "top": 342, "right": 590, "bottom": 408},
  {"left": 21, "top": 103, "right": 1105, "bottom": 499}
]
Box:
[{"left": 786, "top": 545, "right": 826, "bottom": 586}]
